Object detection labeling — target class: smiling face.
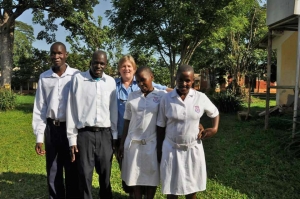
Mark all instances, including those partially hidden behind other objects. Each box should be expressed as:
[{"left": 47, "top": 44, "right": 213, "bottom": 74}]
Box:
[
  {"left": 135, "top": 68, "right": 154, "bottom": 95},
  {"left": 176, "top": 71, "right": 194, "bottom": 96},
  {"left": 90, "top": 52, "right": 107, "bottom": 78},
  {"left": 119, "top": 60, "right": 136, "bottom": 81},
  {"left": 50, "top": 43, "right": 68, "bottom": 68}
]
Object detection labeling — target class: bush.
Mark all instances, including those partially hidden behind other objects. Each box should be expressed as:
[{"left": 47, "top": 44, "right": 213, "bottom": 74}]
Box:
[
  {"left": 0, "top": 89, "right": 17, "bottom": 111},
  {"left": 211, "top": 90, "right": 243, "bottom": 113}
]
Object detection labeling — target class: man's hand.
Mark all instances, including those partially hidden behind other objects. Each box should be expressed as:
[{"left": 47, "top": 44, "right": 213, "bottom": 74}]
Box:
[
  {"left": 35, "top": 143, "right": 46, "bottom": 155},
  {"left": 113, "top": 139, "right": 117, "bottom": 152},
  {"left": 197, "top": 123, "right": 206, "bottom": 140},
  {"left": 118, "top": 144, "right": 124, "bottom": 161},
  {"left": 70, "top": 145, "right": 78, "bottom": 162}
]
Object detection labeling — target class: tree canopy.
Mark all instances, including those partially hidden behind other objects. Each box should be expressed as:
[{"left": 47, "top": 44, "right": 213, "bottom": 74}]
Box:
[
  {"left": 0, "top": 0, "right": 101, "bottom": 87},
  {"left": 106, "top": 0, "right": 234, "bottom": 87},
  {"left": 190, "top": 0, "right": 268, "bottom": 91}
]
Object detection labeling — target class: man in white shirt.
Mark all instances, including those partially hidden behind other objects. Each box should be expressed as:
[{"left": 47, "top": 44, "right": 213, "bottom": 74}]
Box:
[
  {"left": 66, "top": 50, "right": 118, "bottom": 199},
  {"left": 32, "top": 42, "right": 80, "bottom": 199}
]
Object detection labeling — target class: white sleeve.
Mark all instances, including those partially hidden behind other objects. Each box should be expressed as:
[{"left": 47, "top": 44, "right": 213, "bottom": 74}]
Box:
[
  {"left": 156, "top": 94, "right": 167, "bottom": 127},
  {"left": 202, "top": 93, "right": 219, "bottom": 118},
  {"left": 109, "top": 80, "right": 118, "bottom": 139},
  {"left": 66, "top": 76, "right": 79, "bottom": 146},
  {"left": 32, "top": 76, "right": 47, "bottom": 143}
]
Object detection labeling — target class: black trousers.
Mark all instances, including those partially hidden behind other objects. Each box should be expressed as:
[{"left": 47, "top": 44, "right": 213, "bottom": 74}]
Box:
[
  {"left": 45, "top": 121, "right": 80, "bottom": 199},
  {"left": 77, "top": 128, "right": 113, "bottom": 199}
]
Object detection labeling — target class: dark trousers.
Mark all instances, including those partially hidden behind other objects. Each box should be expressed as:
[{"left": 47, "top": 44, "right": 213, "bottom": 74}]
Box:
[
  {"left": 77, "top": 128, "right": 113, "bottom": 199},
  {"left": 45, "top": 121, "right": 80, "bottom": 199}
]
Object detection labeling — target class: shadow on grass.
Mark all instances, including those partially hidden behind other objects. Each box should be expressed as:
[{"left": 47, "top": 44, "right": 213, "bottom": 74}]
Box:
[
  {"left": 0, "top": 172, "right": 126, "bottom": 199},
  {"left": 15, "top": 103, "right": 33, "bottom": 113},
  {"left": 201, "top": 114, "right": 300, "bottom": 199}
]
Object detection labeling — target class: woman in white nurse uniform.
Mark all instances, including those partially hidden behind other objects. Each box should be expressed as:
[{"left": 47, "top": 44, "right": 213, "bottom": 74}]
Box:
[
  {"left": 157, "top": 65, "right": 220, "bottom": 199},
  {"left": 119, "top": 66, "right": 166, "bottom": 199}
]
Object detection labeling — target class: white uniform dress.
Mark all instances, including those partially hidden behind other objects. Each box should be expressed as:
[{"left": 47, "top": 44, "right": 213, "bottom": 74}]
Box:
[
  {"left": 157, "top": 89, "right": 219, "bottom": 195},
  {"left": 122, "top": 89, "right": 166, "bottom": 186}
]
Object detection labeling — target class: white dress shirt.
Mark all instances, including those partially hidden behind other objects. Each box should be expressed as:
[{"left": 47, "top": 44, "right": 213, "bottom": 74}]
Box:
[
  {"left": 32, "top": 65, "right": 79, "bottom": 143},
  {"left": 66, "top": 70, "right": 118, "bottom": 146}
]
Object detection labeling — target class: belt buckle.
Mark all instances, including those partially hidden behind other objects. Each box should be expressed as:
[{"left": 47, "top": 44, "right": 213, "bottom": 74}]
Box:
[
  {"left": 174, "top": 144, "right": 188, "bottom": 151},
  {"left": 141, "top": 139, "right": 146, "bottom": 145},
  {"left": 53, "top": 120, "right": 60, "bottom": 126},
  {"left": 181, "top": 145, "right": 188, "bottom": 151}
]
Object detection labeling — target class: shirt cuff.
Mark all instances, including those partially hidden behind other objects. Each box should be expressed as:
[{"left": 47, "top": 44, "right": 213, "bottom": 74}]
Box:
[
  {"left": 208, "top": 109, "right": 219, "bottom": 118},
  {"left": 112, "top": 131, "right": 118, "bottom": 140},
  {"left": 68, "top": 137, "right": 77, "bottom": 147},
  {"left": 36, "top": 133, "right": 44, "bottom": 143},
  {"left": 156, "top": 121, "right": 166, "bottom": 127}
]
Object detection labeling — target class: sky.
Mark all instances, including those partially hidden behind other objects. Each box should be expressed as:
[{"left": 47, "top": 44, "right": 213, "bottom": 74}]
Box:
[{"left": 18, "top": 1, "right": 112, "bottom": 52}]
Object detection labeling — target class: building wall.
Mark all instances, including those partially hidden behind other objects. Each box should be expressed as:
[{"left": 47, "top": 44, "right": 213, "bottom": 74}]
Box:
[{"left": 273, "top": 31, "right": 298, "bottom": 105}]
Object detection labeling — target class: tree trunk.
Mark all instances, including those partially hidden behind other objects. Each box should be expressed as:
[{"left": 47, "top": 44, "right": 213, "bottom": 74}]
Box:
[
  {"left": 169, "top": 63, "right": 176, "bottom": 88},
  {"left": 0, "top": 19, "right": 15, "bottom": 87}
]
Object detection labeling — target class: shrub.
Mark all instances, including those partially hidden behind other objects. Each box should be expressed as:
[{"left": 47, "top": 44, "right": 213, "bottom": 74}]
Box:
[
  {"left": 211, "top": 90, "right": 243, "bottom": 113},
  {"left": 0, "top": 89, "right": 17, "bottom": 111}
]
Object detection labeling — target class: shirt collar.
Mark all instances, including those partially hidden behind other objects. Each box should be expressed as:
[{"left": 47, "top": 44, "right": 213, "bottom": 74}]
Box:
[
  {"left": 84, "top": 70, "right": 107, "bottom": 82},
  {"left": 171, "top": 88, "right": 195, "bottom": 98},
  {"left": 116, "top": 76, "right": 137, "bottom": 84},
  {"left": 44, "top": 63, "right": 72, "bottom": 78}
]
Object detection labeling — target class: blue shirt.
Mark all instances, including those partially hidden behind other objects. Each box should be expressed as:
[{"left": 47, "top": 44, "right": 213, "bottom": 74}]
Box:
[{"left": 115, "top": 77, "right": 167, "bottom": 137}]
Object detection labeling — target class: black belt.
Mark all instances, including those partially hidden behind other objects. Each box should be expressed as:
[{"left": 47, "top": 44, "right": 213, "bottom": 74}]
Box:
[
  {"left": 47, "top": 118, "right": 66, "bottom": 126},
  {"left": 78, "top": 126, "right": 110, "bottom": 132}
]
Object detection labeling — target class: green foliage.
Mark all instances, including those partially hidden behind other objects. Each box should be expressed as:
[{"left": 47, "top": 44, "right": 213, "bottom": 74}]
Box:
[
  {"left": 13, "top": 21, "right": 35, "bottom": 65},
  {"left": 0, "top": 89, "right": 17, "bottom": 111},
  {"left": 190, "top": 0, "right": 268, "bottom": 92},
  {"left": 107, "top": 0, "right": 234, "bottom": 87},
  {"left": 0, "top": 0, "right": 102, "bottom": 87},
  {"left": 67, "top": 52, "right": 90, "bottom": 72},
  {"left": 211, "top": 91, "right": 243, "bottom": 113},
  {"left": 152, "top": 65, "right": 171, "bottom": 87},
  {"left": 129, "top": 48, "right": 171, "bottom": 86},
  {"left": 12, "top": 48, "right": 50, "bottom": 89}
]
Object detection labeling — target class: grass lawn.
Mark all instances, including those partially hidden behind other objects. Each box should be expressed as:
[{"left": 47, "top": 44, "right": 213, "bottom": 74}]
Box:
[{"left": 1, "top": 95, "right": 300, "bottom": 198}]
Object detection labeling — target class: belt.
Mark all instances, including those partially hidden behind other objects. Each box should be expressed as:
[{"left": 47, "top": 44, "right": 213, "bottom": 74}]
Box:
[
  {"left": 47, "top": 118, "right": 66, "bottom": 126},
  {"left": 165, "top": 136, "right": 200, "bottom": 151},
  {"left": 78, "top": 126, "right": 110, "bottom": 132},
  {"left": 128, "top": 133, "right": 156, "bottom": 149}
]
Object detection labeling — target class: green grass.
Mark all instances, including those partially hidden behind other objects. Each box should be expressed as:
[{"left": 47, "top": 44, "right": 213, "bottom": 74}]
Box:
[{"left": 1, "top": 95, "right": 300, "bottom": 198}]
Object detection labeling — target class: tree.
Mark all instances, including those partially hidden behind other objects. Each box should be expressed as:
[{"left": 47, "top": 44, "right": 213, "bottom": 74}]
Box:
[
  {"left": 213, "top": 0, "right": 267, "bottom": 86},
  {"left": 0, "top": 0, "right": 100, "bottom": 87},
  {"left": 64, "top": 14, "right": 123, "bottom": 76},
  {"left": 11, "top": 21, "right": 35, "bottom": 91},
  {"left": 107, "top": 0, "right": 234, "bottom": 87},
  {"left": 13, "top": 21, "right": 35, "bottom": 64},
  {"left": 12, "top": 48, "right": 49, "bottom": 91},
  {"left": 129, "top": 48, "right": 171, "bottom": 86},
  {"left": 190, "top": 0, "right": 268, "bottom": 92}
]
